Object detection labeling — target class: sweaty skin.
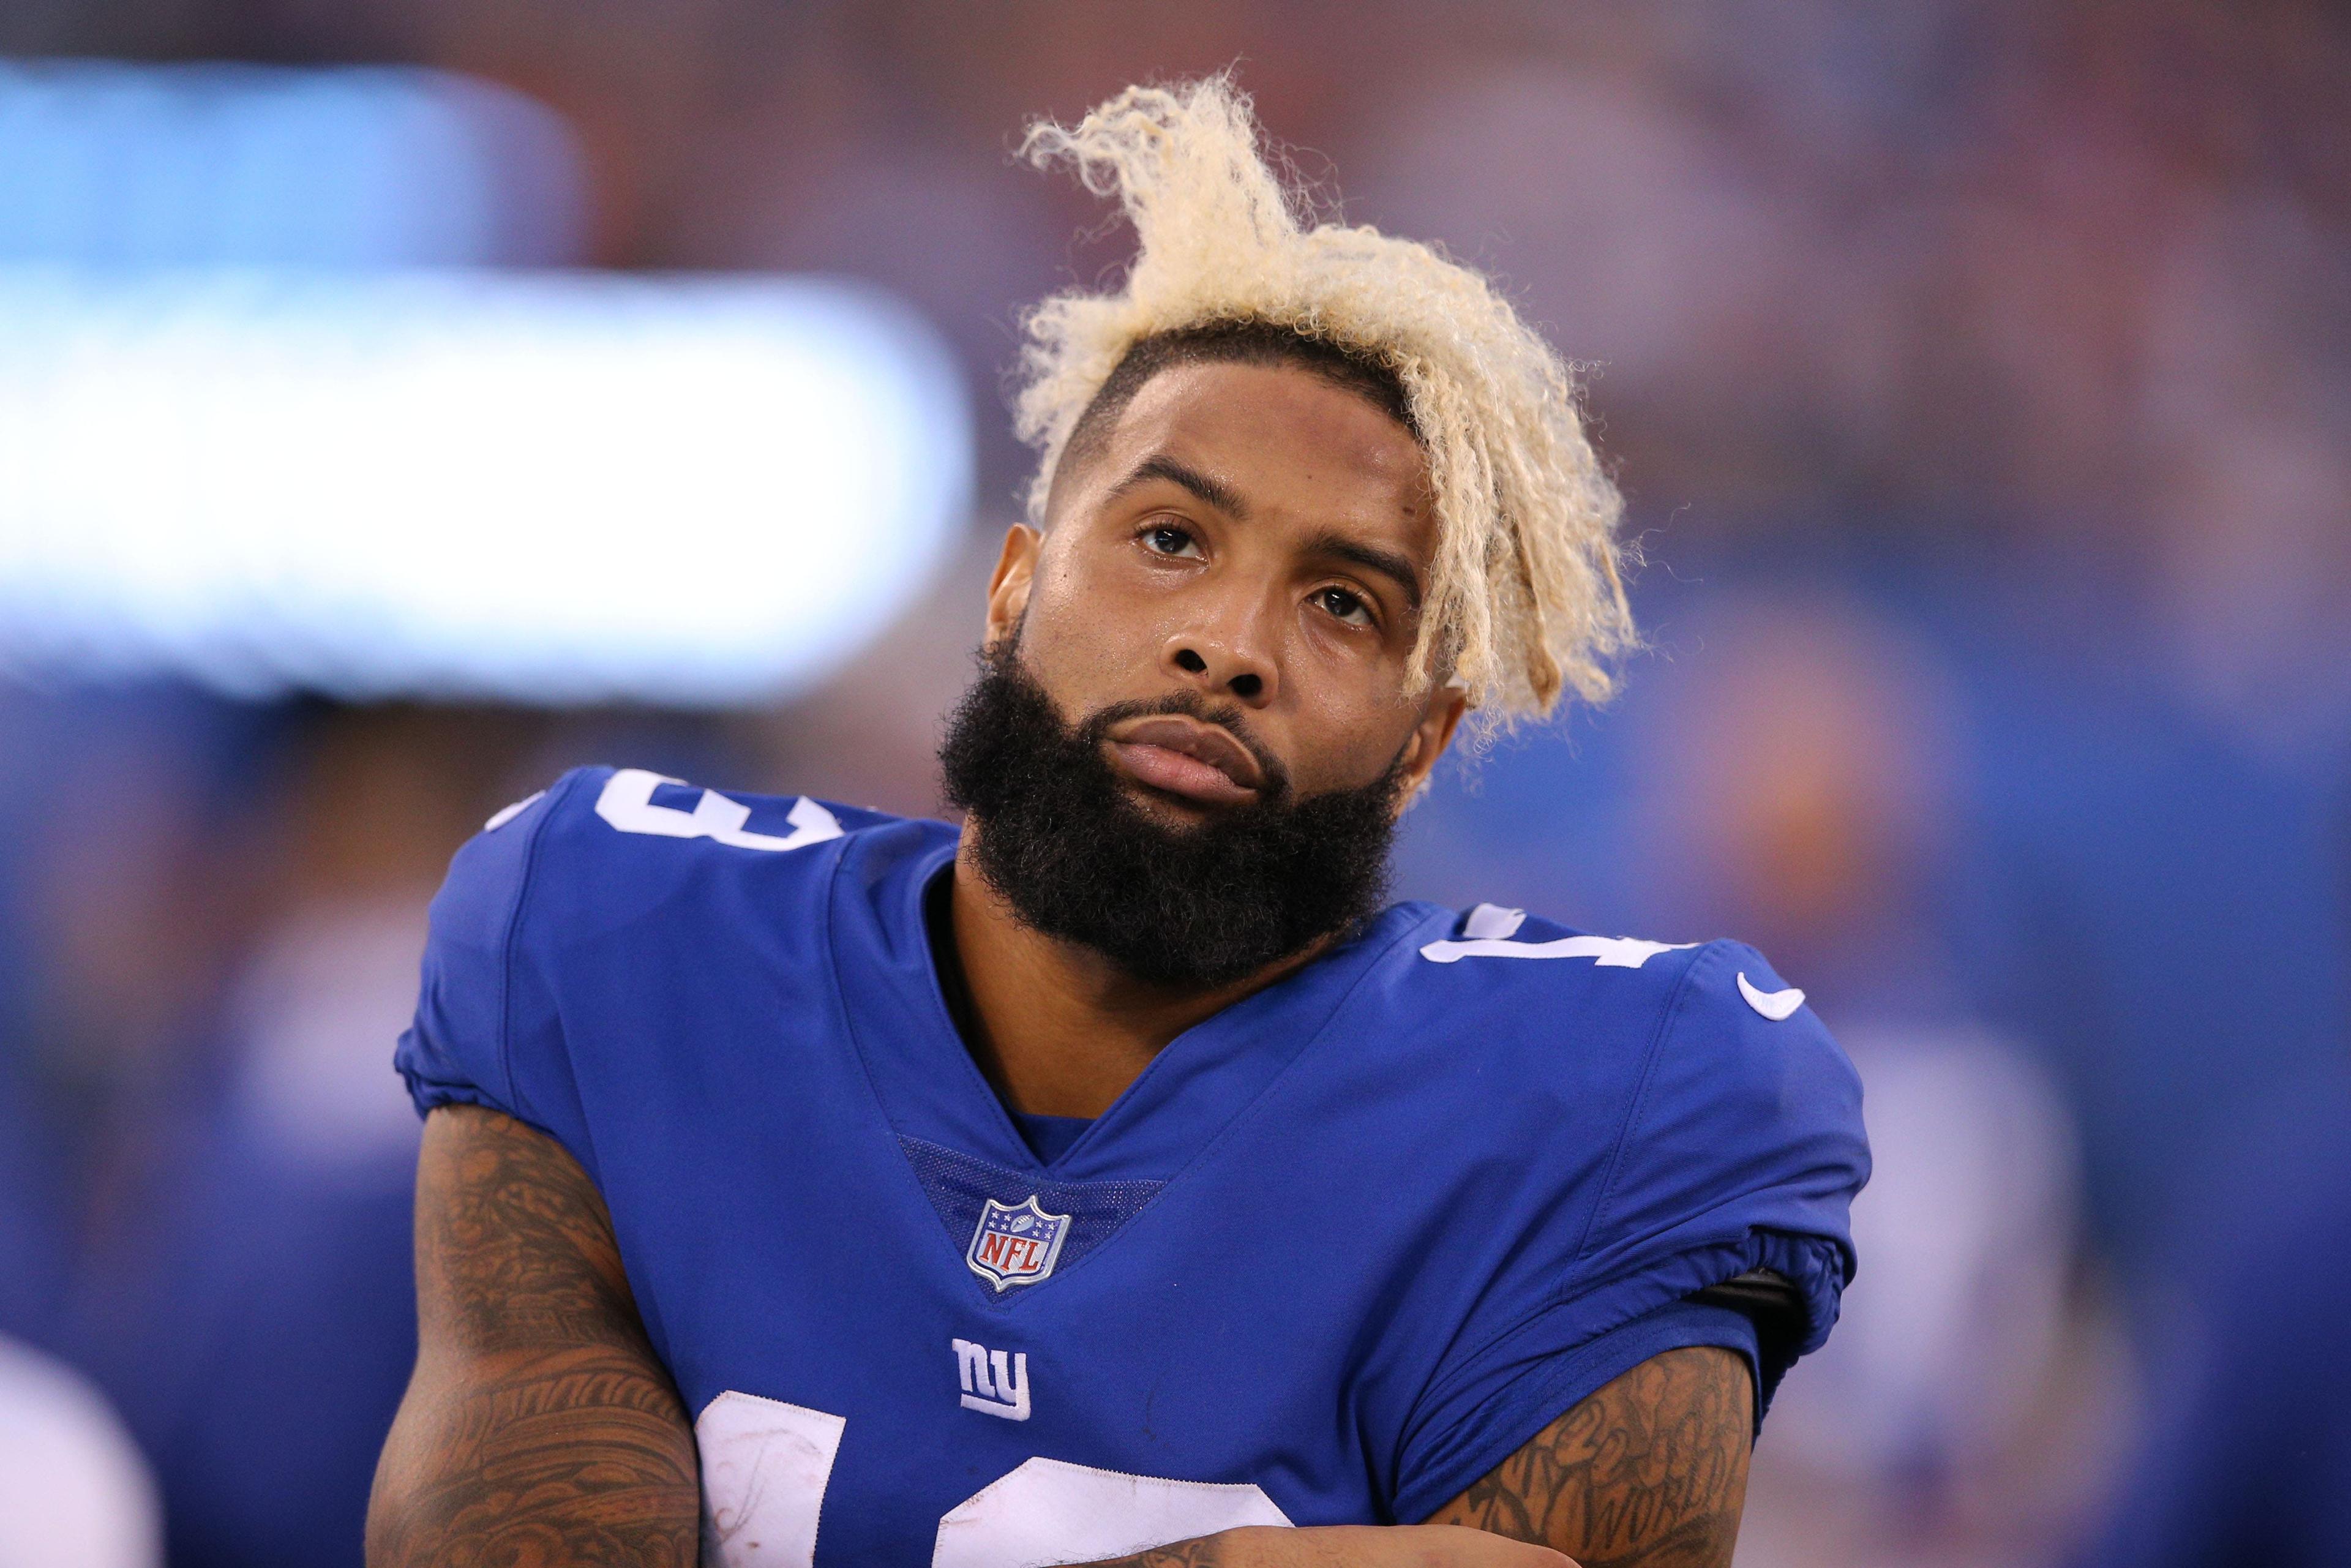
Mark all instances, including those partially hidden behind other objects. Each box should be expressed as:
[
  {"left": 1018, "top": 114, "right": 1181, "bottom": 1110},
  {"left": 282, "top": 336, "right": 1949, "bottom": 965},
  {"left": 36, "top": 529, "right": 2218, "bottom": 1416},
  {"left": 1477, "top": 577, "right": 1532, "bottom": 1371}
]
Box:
[{"left": 366, "top": 361, "right": 1756, "bottom": 1568}]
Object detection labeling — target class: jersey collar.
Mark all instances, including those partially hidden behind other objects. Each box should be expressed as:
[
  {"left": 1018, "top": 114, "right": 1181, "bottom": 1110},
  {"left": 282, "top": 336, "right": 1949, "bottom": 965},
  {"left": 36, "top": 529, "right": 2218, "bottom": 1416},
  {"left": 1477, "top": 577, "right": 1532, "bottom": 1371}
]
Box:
[{"left": 824, "top": 819, "right": 1424, "bottom": 1185}]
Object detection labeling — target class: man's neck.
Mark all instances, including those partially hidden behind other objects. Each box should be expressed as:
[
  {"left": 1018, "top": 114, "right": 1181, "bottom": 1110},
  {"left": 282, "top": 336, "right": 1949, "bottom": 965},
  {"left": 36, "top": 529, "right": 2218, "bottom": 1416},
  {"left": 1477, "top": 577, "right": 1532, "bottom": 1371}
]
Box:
[{"left": 939, "top": 831, "right": 1328, "bottom": 1120}]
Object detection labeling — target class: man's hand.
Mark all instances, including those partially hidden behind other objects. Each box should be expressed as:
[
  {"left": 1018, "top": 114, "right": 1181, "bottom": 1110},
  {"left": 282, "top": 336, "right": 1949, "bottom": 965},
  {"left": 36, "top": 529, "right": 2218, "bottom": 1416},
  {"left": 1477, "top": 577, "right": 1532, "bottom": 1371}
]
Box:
[
  {"left": 366, "top": 1105, "right": 700, "bottom": 1567},
  {"left": 1090, "top": 1524, "right": 1574, "bottom": 1566}
]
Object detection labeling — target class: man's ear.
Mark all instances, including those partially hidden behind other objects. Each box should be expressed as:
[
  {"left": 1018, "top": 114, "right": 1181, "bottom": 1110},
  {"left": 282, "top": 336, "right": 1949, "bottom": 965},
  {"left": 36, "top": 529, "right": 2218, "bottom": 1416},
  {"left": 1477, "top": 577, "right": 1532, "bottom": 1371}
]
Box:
[
  {"left": 984, "top": 525, "right": 1041, "bottom": 645},
  {"left": 1393, "top": 687, "right": 1469, "bottom": 810}
]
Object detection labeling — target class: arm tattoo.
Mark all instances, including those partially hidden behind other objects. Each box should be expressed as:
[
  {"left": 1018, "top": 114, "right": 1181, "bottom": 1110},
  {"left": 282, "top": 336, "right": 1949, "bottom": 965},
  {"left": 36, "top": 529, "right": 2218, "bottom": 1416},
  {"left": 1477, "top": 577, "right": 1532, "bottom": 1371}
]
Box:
[
  {"left": 367, "top": 1105, "right": 700, "bottom": 1568},
  {"left": 1084, "top": 1542, "right": 1232, "bottom": 1568},
  {"left": 1430, "top": 1346, "right": 1754, "bottom": 1568}
]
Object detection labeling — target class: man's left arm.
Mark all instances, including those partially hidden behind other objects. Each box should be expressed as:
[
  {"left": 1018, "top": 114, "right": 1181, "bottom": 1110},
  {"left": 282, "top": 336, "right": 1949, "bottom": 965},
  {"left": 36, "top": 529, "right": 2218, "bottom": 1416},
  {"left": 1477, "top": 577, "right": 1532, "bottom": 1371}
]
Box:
[{"left": 1427, "top": 1346, "right": 1753, "bottom": 1568}]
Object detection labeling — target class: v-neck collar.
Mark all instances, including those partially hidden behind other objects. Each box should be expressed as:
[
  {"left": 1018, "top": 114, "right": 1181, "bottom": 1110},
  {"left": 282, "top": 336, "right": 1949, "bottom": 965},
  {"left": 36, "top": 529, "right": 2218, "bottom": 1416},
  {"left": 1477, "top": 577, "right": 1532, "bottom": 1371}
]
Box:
[{"left": 824, "top": 821, "right": 1425, "bottom": 1186}]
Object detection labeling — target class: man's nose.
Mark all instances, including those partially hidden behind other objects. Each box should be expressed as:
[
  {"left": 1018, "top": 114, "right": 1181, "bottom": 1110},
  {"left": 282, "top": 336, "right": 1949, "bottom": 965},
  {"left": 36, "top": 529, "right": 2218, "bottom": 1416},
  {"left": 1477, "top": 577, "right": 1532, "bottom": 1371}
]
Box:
[{"left": 1161, "top": 619, "right": 1277, "bottom": 705}]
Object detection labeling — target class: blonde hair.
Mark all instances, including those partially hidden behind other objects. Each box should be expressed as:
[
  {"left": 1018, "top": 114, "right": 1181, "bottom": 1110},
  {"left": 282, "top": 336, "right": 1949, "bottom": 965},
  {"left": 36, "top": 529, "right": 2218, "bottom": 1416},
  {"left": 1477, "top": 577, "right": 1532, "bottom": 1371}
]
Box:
[{"left": 1014, "top": 75, "right": 1635, "bottom": 723}]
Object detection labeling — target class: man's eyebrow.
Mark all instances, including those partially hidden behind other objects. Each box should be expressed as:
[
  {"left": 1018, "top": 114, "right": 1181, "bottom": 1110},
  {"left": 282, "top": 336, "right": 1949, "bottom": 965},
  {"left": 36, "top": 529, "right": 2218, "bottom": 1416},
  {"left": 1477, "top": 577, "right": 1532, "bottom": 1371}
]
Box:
[
  {"left": 1105, "top": 454, "right": 1250, "bottom": 519},
  {"left": 1108, "top": 455, "right": 1423, "bottom": 609},
  {"left": 1307, "top": 529, "right": 1423, "bottom": 610}
]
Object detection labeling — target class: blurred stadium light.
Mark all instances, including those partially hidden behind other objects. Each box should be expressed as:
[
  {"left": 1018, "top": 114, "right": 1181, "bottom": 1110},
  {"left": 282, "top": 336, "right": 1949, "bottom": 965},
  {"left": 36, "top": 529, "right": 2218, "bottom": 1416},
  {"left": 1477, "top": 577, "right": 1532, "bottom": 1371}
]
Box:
[
  {"left": 0, "top": 61, "right": 974, "bottom": 707},
  {"left": 0, "top": 269, "right": 972, "bottom": 705}
]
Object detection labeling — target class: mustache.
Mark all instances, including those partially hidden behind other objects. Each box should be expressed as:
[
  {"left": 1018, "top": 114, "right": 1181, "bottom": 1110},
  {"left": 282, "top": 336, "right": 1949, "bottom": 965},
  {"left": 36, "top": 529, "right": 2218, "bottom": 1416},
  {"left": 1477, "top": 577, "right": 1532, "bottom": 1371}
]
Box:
[{"left": 984, "top": 639, "right": 1294, "bottom": 806}]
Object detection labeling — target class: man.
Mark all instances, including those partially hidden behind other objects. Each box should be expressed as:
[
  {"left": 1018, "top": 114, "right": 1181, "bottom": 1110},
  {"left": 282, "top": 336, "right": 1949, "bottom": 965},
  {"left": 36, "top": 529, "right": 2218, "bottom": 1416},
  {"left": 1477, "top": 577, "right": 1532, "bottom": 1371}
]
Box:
[{"left": 369, "top": 78, "right": 1867, "bottom": 1568}]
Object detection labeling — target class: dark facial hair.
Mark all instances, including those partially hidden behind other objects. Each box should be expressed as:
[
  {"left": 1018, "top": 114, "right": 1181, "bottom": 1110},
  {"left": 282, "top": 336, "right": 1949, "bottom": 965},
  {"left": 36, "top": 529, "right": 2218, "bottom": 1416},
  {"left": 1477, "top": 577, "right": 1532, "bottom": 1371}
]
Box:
[{"left": 939, "top": 646, "right": 1405, "bottom": 989}]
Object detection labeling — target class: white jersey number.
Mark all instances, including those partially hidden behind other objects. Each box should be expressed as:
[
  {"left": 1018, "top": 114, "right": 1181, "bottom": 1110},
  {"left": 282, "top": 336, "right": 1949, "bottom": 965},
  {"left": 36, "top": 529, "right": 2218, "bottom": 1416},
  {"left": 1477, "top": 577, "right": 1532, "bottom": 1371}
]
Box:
[
  {"left": 594, "top": 767, "right": 842, "bottom": 852},
  {"left": 694, "top": 1392, "right": 1291, "bottom": 1568},
  {"left": 1419, "top": 902, "right": 1693, "bottom": 969}
]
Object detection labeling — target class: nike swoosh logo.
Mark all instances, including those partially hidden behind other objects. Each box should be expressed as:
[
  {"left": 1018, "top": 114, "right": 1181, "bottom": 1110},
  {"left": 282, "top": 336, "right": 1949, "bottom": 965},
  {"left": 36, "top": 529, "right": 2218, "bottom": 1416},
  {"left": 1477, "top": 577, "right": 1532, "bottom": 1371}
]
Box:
[{"left": 1738, "top": 972, "right": 1805, "bottom": 1021}]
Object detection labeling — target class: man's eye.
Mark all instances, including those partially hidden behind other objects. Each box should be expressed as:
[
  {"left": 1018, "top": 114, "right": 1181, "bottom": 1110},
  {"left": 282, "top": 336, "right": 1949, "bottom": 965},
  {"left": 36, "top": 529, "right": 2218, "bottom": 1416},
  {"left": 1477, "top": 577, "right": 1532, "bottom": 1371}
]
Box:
[
  {"left": 1142, "top": 523, "right": 1200, "bottom": 557},
  {"left": 1315, "top": 586, "right": 1374, "bottom": 627}
]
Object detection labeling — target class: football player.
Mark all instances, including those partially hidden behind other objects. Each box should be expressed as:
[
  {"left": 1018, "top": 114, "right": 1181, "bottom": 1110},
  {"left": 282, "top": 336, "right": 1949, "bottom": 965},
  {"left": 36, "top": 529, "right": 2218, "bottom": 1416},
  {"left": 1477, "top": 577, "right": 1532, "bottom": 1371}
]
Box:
[{"left": 369, "top": 78, "right": 1868, "bottom": 1568}]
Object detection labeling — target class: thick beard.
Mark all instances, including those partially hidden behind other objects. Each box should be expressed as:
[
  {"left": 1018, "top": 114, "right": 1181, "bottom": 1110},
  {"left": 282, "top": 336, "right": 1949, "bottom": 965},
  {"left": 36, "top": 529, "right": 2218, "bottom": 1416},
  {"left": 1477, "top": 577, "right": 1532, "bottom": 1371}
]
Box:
[{"left": 939, "top": 646, "right": 1403, "bottom": 989}]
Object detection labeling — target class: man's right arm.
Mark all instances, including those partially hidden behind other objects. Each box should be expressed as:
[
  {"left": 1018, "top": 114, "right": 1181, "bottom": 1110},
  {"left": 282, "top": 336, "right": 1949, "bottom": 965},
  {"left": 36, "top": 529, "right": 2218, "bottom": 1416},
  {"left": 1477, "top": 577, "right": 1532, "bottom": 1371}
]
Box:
[{"left": 366, "top": 1103, "right": 701, "bottom": 1568}]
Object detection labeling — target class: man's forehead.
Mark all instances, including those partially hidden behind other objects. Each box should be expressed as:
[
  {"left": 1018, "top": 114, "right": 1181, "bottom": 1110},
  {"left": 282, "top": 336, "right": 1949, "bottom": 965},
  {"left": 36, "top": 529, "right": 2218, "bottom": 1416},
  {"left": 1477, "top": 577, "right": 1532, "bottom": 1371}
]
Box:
[{"left": 1096, "top": 361, "right": 1433, "bottom": 530}]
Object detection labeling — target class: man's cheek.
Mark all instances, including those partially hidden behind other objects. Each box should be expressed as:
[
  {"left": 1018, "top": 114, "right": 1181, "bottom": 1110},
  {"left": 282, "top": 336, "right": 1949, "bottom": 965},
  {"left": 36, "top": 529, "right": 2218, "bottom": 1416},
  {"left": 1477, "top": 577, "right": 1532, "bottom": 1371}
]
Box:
[
  {"left": 1045, "top": 611, "right": 1160, "bottom": 690},
  {"left": 1009, "top": 626, "right": 1114, "bottom": 729},
  {"left": 1303, "top": 722, "right": 1413, "bottom": 796}
]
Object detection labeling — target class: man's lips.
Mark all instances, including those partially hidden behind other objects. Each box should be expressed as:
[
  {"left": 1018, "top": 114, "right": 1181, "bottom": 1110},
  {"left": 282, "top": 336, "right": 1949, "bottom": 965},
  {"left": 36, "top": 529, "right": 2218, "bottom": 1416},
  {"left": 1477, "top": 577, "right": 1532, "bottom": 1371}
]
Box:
[{"left": 1105, "top": 715, "right": 1264, "bottom": 806}]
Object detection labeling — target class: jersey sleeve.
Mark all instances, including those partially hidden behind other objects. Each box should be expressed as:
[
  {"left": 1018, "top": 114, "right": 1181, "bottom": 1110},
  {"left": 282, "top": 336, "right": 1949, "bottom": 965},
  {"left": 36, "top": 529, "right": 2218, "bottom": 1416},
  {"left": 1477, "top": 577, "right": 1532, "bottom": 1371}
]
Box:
[
  {"left": 393, "top": 769, "right": 591, "bottom": 1161},
  {"left": 1389, "top": 939, "right": 1869, "bottom": 1523}
]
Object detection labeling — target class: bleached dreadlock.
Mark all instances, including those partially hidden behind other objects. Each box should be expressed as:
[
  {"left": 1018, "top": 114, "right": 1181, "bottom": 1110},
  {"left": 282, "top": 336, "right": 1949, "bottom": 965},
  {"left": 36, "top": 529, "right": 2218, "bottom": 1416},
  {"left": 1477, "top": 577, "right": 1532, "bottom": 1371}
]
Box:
[{"left": 1013, "top": 75, "right": 1635, "bottom": 724}]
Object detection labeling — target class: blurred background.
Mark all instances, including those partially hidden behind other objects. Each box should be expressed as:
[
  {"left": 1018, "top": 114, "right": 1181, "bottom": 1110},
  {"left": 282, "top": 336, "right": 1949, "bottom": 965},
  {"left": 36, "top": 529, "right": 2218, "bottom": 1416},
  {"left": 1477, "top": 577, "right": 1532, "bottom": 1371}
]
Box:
[{"left": 0, "top": 3, "right": 2344, "bottom": 1566}]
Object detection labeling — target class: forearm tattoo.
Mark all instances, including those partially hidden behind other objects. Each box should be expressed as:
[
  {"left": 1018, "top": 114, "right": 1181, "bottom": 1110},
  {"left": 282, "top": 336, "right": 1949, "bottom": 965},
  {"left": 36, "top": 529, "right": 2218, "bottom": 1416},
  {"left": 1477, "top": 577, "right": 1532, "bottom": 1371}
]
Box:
[
  {"left": 1430, "top": 1346, "right": 1754, "bottom": 1568},
  {"left": 366, "top": 1105, "right": 700, "bottom": 1568},
  {"left": 1086, "top": 1542, "right": 1232, "bottom": 1568}
]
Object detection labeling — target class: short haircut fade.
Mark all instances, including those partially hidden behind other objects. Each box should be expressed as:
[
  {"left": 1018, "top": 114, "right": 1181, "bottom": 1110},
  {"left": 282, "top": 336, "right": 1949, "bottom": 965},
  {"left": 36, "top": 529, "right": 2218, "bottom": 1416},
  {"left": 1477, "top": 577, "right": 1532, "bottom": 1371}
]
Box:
[{"left": 1013, "top": 75, "right": 1635, "bottom": 724}]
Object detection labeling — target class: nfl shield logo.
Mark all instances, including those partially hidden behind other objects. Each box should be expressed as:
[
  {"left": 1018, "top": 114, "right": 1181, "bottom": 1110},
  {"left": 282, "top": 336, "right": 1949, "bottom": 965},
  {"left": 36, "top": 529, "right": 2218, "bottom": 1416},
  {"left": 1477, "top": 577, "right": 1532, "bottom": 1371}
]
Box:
[{"left": 966, "top": 1195, "right": 1072, "bottom": 1292}]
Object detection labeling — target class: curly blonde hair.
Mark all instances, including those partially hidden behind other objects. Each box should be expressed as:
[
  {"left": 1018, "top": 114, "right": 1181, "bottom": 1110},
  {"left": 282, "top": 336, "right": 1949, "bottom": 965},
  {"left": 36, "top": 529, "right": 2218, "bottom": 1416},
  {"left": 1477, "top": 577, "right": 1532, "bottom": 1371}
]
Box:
[{"left": 1014, "top": 75, "right": 1635, "bottom": 723}]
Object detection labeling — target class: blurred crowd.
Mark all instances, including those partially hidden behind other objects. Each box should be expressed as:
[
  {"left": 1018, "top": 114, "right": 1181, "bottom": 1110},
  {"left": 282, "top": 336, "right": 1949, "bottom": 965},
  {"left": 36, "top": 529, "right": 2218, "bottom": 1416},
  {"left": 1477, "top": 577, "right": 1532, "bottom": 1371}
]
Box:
[{"left": 0, "top": 2, "right": 2345, "bottom": 1566}]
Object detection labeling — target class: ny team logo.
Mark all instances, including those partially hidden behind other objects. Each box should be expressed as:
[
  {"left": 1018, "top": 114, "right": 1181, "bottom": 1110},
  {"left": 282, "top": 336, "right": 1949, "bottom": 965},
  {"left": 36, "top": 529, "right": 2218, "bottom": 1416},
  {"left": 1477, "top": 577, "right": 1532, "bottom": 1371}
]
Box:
[{"left": 966, "top": 1195, "right": 1071, "bottom": 1291}]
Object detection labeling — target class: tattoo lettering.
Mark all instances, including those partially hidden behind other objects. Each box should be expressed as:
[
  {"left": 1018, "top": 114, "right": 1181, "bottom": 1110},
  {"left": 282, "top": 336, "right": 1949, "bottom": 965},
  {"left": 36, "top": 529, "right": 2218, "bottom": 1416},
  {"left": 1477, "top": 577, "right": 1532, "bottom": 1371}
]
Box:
[
  {"left": 1430, "top": 1346, "right": 1753, "bottom": 1568},
  {"left": 367, "top": 1105, "right": 700, "bottom": 1568}
]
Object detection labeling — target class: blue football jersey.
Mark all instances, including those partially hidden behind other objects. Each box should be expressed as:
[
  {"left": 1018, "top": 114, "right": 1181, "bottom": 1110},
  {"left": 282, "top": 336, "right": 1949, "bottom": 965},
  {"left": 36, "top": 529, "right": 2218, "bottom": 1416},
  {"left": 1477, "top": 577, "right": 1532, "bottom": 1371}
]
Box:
[{"left": 396, "top": 766, "right": 1869, "bottom": 1567}]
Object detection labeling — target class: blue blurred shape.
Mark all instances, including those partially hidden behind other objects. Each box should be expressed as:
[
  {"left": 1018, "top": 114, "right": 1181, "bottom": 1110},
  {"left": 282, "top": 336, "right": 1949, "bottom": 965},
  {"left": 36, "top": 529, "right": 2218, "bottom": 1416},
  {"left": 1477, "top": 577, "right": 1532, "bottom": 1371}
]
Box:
[
  {"left": 0, "top": 269, "right": 972, "bottom": 706},
  {"left": 0, "top": 59, "right": 586, "bottom": 266}
]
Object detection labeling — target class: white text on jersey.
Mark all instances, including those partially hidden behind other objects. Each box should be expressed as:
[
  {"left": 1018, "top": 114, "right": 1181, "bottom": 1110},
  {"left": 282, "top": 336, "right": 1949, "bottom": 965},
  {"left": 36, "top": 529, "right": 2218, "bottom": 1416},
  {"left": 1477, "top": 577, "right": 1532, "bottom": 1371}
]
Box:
[{"left": 953, "top": 1338, "right": 1031, "bottom": 1421}]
